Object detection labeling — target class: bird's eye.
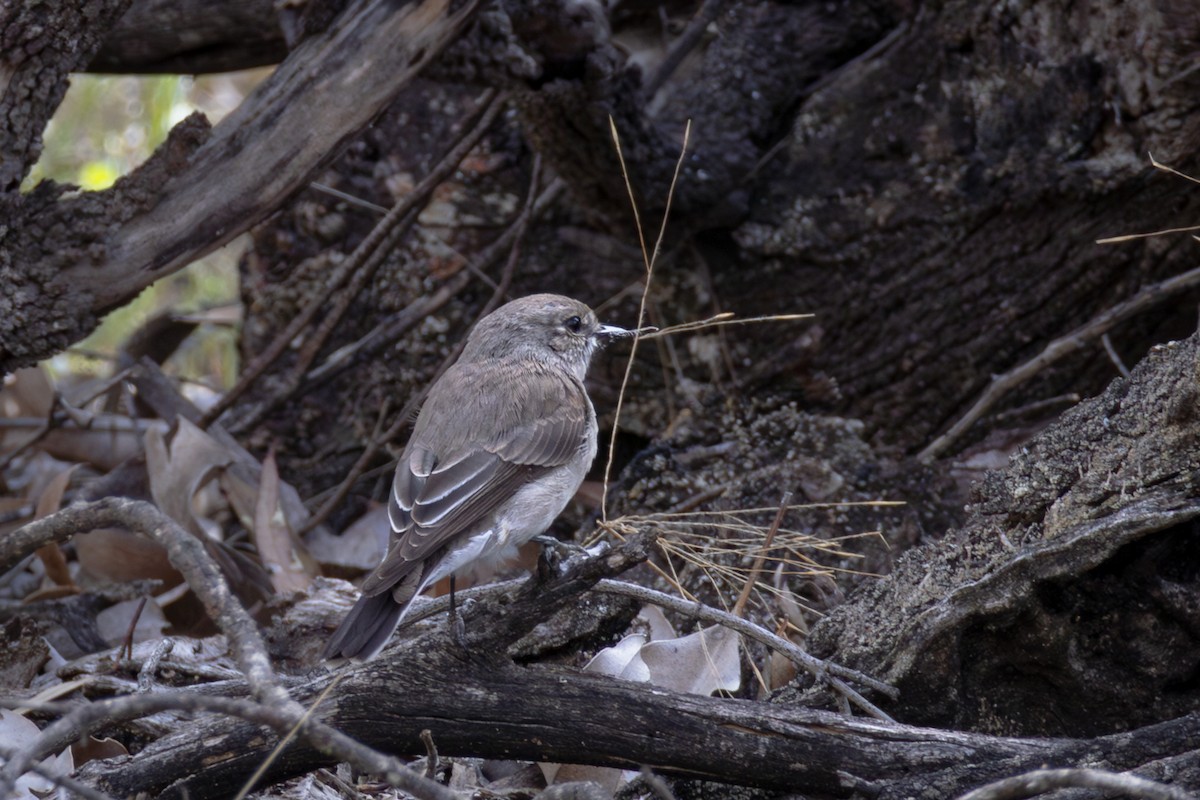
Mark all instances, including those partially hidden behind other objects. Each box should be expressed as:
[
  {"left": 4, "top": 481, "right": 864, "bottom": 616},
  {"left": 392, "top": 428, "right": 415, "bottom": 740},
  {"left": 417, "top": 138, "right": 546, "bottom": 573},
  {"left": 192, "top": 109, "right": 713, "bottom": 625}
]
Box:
[{"left": 565, "top": 315, "right": 583, "bottom": 333}]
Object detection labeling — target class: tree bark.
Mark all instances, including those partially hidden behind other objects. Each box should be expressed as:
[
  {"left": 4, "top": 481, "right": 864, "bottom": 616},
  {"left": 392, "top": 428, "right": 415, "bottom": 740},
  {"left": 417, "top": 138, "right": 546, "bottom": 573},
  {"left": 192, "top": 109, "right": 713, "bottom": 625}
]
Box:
[
  {"left": 88, "top": 0, "right": 286, "bottom": 74},
  {"left": 7, "top": 0, "right": 1200, "bottom": 796},
  {"left": 76, "top": 605, "right": 1200, "bottom": 800},
  {"left": 807, "top": 329, "right": 1200, "bottom": 737},
  {"left": 0, "top": 0, "right": 478, "bottom": 373}
]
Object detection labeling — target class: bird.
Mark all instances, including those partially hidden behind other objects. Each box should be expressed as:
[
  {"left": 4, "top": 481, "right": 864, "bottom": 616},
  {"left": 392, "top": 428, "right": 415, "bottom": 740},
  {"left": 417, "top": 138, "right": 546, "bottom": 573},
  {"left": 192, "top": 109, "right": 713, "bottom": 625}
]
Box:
[{"left": 323, "top": 294, "right": 631, "bottom": 660}]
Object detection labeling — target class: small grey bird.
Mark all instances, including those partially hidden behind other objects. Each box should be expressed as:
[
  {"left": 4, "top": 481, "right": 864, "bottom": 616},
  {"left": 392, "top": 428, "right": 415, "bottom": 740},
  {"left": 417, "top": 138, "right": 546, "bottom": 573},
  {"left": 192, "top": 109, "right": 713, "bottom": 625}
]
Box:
[{"left": 324, "top": 294, "right": 630, "bottom": 660}]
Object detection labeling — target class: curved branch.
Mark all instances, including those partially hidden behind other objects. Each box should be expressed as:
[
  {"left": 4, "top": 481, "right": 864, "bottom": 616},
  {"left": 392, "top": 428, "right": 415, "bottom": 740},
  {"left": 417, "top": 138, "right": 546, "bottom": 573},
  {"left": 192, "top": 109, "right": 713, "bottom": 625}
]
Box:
[
  {"left": 1, "top": 0, "right": 480, "bottom": 372},
  {"left": 0, "top": 499, "right": 455, "bottom": 800},
  {"left": 954, "top": 767, "right": 1197, "bottom": 800}
]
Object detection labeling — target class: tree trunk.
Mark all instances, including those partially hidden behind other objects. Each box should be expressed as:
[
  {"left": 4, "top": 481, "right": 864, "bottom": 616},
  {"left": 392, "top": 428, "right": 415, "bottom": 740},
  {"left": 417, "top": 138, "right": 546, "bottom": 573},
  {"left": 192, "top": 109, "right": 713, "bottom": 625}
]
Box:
[{"left": 5, "top": 0, "right": 1200, "bottom": 795}]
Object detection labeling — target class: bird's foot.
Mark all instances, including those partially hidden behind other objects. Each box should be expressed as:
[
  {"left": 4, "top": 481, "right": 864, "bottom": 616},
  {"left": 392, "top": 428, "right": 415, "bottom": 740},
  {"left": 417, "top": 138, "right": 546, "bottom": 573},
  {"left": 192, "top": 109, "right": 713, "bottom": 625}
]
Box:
[
  {"left": 533, "top": 534, "right": 589, "bottom": 582},
  {"left": 535, "top": 534, "right": 591, "bottom": 582},
  {"left": 532, "top": 534, "right": 589, "bottom": 556}
]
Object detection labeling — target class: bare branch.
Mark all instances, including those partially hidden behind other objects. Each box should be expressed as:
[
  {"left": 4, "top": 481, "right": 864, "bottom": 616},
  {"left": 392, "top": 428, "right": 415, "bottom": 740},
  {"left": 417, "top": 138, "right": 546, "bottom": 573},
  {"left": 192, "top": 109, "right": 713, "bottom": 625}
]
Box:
[{"left": 955, "top": 767, "right": 1198, "bottom": 800}]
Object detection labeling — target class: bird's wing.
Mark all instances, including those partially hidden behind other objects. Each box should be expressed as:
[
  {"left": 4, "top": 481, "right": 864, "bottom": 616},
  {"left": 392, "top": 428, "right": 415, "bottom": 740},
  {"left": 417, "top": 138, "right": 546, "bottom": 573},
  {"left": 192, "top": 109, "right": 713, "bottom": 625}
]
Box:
[{"left": 358, "top": 362, "right": 589, "bottom": 595}]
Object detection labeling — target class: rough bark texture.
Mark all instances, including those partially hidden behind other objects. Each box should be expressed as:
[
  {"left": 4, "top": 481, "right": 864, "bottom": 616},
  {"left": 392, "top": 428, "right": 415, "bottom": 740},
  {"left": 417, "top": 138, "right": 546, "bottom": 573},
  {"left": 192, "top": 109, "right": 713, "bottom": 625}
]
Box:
[
  {"left": 0, "top": 0, "right": 479, "bottom": 372},
  {"left": 808, "top": 332, "right": 1200, "bottom": 738},
  {"left": 88, "top": 0, "right": 287, "bottom": 73},
  {"left": 0, "top": 0, "right": 134, "bottom": 365},
  {"left": 70, "top": 552, "right": 1200, "bottom": 799},
  {"left": 7, "top": 0, "right": 1200, "bottom": 796},
  {"left": 79, "top": 651, "right": 1200, "bottom": 800},
  {"left": 208, "top": 0, "right": 1200, "bottom": 512},
  {"left": 737, "top": 0, "right": 1200, "bottom": 450}
]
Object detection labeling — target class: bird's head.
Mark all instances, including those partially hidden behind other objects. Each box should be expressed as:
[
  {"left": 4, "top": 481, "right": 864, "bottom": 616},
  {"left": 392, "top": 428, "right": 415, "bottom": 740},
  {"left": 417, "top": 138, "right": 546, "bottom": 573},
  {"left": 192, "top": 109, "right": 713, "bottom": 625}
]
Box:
[{"left": 462, "top": 294, "right": 631, "bottom": 380}]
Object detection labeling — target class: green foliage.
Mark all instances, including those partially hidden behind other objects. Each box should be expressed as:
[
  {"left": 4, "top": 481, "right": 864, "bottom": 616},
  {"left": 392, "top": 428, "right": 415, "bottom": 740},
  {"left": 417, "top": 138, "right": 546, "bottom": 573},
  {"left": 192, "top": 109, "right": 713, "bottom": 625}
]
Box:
[
  {"left": 26, "top": 75, "right": 191, "bottom": 190},
  {"left": 29, "top": 74, "right": 265, "bottom": 388}
]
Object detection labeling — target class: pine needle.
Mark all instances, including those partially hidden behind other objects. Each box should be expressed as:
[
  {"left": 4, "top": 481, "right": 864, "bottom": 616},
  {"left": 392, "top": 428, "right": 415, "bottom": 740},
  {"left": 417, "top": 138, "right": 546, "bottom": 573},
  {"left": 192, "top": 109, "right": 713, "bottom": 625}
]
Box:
[
  {"left": 639, "top": 312, "right": 813, "bottom": 339},
  {"left": 1096, "top": 154, "right": 1200, "bottom": 243}
]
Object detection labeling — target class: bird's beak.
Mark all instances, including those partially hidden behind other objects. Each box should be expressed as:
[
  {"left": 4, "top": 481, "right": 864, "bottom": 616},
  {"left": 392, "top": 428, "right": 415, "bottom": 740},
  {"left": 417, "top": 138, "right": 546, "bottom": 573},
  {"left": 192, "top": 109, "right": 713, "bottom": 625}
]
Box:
[
  {"left": 596, "top": 324, "right": 657, "bottom": 339},
  {"left": 596, "top": 324, "right": 632, "bottom": 338}
]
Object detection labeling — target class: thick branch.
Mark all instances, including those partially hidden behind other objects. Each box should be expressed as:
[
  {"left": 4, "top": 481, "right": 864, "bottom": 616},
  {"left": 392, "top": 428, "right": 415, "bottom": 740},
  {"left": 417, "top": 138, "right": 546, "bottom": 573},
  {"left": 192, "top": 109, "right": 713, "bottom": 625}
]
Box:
[
  {"left": 89, "top": 0, "right": 286, "bottom": 74},
  {"left": 76, "top": 645, "right": 1200, "bottom": 799},
  {"left": 3, "top": 498, "right": 456, "bottom": 800},
  {"left": 85, "top": 0, "right": 476, "bottom": 310},
  {"left": 810, "top": 330, "right": 1200, "bottom": 736},
  {"left": 1, "top": 0, "right": 479, "bottom": 373},
  {"left": 0, "top": 1, "right": 131, "bottom": 192}
]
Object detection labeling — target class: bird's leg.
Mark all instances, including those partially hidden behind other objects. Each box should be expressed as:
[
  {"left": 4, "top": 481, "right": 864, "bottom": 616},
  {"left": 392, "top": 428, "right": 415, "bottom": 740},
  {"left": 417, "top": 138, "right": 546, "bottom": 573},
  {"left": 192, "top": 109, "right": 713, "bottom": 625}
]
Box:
[{"left": 447, "top": 574, "right": 468, "bottom": 649}]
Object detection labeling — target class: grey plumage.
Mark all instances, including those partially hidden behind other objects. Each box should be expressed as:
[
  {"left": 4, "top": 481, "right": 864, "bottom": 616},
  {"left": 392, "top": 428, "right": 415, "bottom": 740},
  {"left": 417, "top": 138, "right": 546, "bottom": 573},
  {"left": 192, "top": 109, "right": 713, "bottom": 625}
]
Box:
[{"left": 323, "top": 294, "right": 629, "bottom": 660}]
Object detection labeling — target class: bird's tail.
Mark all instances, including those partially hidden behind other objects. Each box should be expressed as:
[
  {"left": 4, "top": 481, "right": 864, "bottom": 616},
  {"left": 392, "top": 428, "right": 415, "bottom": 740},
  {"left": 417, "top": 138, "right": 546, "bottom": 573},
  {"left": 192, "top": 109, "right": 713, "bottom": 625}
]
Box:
[
  {"left": 323, "top": 564, "right": 434, "bottom": 661},
  {"left": 322, "top": 591, "right": 407, "bottom": 661}
]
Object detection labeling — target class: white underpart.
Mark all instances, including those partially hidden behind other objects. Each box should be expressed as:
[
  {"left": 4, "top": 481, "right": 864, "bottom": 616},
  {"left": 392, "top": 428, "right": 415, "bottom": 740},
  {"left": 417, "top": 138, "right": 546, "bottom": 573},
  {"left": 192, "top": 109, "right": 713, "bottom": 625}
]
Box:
[{"left": 429, "top": 437, "right": 594, "bottom": 586}]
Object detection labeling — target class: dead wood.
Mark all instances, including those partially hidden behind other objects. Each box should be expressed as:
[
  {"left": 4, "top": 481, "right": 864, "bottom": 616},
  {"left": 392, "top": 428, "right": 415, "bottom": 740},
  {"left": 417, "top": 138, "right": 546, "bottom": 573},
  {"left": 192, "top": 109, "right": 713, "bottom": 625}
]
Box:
[
  {"left": 89, "top": 0, "right": 286, "bottom": 74},
  {"left": 809, "top": 331, "right": 1200, "bottom": 738},
  {"left": 0, "top": 0, "right": 478, "bottom": 373},
  {"left": 68, "top": 610, "right": 1200, "bottom": 800},
  {"left": 7, "top": 0, "right": 1200, "bottom": 796}
]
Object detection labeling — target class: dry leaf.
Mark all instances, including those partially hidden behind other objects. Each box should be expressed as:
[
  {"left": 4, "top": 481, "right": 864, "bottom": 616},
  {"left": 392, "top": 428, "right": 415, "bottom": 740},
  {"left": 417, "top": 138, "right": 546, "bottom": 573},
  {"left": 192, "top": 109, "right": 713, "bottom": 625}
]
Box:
[
  {"left": 0, "top": 496, "right": 30, "bottom": 539},
  {"left": 71, "top": 736, "right": 129, "bottom": 767},
  {"left": 33, "top": 465, "right": 76, "bottom": 519},
  {"left": 583, "top": 633, "right": 650, "bottom": 682},
  {"left": 1, "top": 366, "right": 54, "bottom": 417},
  {"left": 145, "top": 418, "right": 234, "bottom": 538},
  {"left": 306, "top": 503, "right": 390, "bottom": 573},
  {"left": 20, "top": 585, "right": 79, "bottom": 602},
  {"left": 636, "top": 604, "right": 676, "bottom": 641},
  {"left": 540, "top": 764, "right": 626, "bottom": 795},
  {"left": 639, "top": 625, "right": 741, "bottom": 696},
  {"left": 97, "top": 598, "right": 168, "bottom": 646},
  {"left": 549, "top": 609, "right": 742, "bottom": 790},
  {"left": 74, "top": 528, "right": 182, "bottom": 588},
  {"left": 0, "top": 709, "right": 73, "bottom": 799},
  {"left": 40, "top": 418, "right": 164, "bottom": 471},
  {"left": 33, "top": 466, "right": 79, "bottom": 588},
  {"left": 252, "top": 447, "right": 312, "bottom": 594}
]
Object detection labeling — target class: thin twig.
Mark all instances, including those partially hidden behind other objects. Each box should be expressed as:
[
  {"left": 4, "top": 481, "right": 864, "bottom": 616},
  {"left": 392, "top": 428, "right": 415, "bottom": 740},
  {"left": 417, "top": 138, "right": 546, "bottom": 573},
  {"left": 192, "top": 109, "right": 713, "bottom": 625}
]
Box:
[
  {"left": 227, "top": 91, "right": 509, "bottom": 435},
  {"left": 233, "top": 676, "right": 344, "bottom": 800},
  {"left": 593, "top": 578, "right": 899, "bottom": 710},
  {"left": 0, "top": 395, "right": 58, "bottom": 472},
  {"left": 120, "top": 596, "right": 148, "bottom": 661},
  {"left": 299, "top": 180, "right": 564, "bottom": 392},
  {"left": 1149, "top": 152, "right": 1200, "bottom": 185},
  {"left": 136, "top": 637, "right": 173, "bottom": 693},
  {"left": 954, "top": 767, "right": 1197, "bottom": 800},
  {"left": 420, "top": 730, "right": 439, "bottom": 780},
  {"left": 731, "top": 491, "right": 790, "bottom": 618},
  {"left": 296, "top": 161, "right": 542, "bottom": 536},
  {"left": 309, "top": 182, "right": 391, "bottom": 215},
  {"left": 200, "top": 89, "right": 502, "bottom": 430},
  {"left": 4, "top": 691, "right": 453, "bottom": 800},
  {"left": 919, "top": 264, "right": 1200, "bottom": 461},
  {"left": 1, "top": 500, "right": 455, "bottom": 800},
  {"left": 1095, "top": 222, "right": 1200, "bottom": 244},
  {"left": 602, "top": 117, "right": 691, "bottom": 520},
  {"left": 643, "top": 0, "right": 723, "bottom": 97},
  {"left": 1101, "top": 332, "right": 1130, "bottom": 378},
  {"left": 639, "top": 312, "right": 813, "bottom": 339},
  {"left": 226, "top": 199, "right": 421, "bottom": 433}
]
